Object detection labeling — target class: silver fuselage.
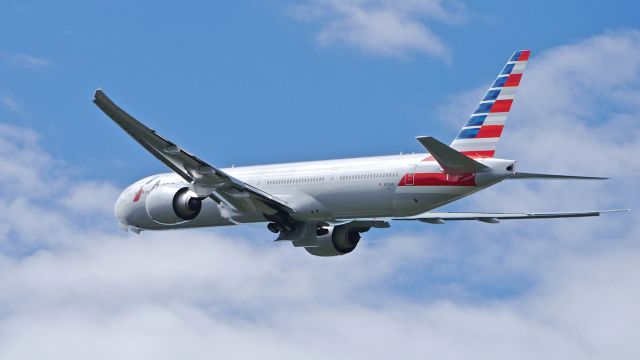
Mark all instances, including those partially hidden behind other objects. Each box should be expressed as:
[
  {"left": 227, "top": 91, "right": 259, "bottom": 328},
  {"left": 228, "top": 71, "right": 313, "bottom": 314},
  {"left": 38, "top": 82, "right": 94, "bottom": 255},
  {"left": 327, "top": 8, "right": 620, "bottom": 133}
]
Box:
[{"left": 117, "top": 153, "right": 515, "bottom": 230}]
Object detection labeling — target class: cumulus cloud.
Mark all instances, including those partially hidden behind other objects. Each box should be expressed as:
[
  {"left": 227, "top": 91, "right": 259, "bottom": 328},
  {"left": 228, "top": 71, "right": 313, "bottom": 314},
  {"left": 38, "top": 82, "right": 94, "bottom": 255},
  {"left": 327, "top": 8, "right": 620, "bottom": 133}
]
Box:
[
  {"left": 435, "top": 31, "right": 640, "bottom": 273},
  {"left": 0, "top": 124, "right": 113, "bottom": 255},
  {"left": 60, "top": 181, "right": 121, "bottom": 216},
  {"left": 290, "top": 0, "right": 466, "bottom": 59},
  {"left": 0, "top": 124, "right": 52, "bottom": 191},
  {"left": 0, "top": 31, "right": 639, "bottom": 359},
  {"left": 449, "top": 32, "right": 640, "bottom": 231}
]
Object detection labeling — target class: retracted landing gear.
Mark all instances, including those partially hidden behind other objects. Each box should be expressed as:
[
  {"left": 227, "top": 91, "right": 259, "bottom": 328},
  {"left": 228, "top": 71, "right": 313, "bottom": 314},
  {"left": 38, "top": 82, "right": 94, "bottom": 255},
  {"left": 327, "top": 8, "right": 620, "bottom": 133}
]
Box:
[
  {"left": 264, "top": 210, "right": 296, "bottom": 235},
  {"left": 267, "top": 222, "right": 281, "bottom": 234}
]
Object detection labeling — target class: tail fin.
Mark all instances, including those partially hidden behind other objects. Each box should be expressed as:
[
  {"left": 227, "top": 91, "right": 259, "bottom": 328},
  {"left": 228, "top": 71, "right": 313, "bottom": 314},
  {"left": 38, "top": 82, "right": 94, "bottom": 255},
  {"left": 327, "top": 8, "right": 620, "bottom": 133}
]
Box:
[{"left": 450, "top": 50, "right": 531, "bottom": 158}]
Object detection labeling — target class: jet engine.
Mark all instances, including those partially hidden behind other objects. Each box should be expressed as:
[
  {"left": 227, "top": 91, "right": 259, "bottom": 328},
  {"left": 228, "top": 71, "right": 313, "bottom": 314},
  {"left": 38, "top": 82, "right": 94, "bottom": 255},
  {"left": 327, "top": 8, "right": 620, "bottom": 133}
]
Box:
[
  {"left": 145, "top": 186, "right": 202, "bottom": 225},
  {"left": 304, "top": 224, "right": 367, "bottom": 257}
]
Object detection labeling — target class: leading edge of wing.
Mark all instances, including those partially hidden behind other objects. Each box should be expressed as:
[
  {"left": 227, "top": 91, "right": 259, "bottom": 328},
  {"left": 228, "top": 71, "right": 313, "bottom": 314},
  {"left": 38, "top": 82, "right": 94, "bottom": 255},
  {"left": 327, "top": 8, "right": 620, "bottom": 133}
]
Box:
[
  {"left": 93, "top": 89, "right": 197, "bottom": 181},
  {"left": 392, "top": 209, "right": 630, "bottom": 223},
  {"left": 93, "top": 89, "right": 295, "bottom": 213}
]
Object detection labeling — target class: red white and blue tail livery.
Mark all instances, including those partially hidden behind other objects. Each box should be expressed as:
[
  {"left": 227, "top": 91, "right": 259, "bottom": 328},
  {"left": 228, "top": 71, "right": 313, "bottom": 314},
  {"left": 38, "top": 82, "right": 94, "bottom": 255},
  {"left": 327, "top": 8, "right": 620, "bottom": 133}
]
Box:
[
  {"left": 92, "top": 50, "right": 628, "bottom": 256},
  {"left": 450, "top": 50, "right": 530, "bottom": 158}
]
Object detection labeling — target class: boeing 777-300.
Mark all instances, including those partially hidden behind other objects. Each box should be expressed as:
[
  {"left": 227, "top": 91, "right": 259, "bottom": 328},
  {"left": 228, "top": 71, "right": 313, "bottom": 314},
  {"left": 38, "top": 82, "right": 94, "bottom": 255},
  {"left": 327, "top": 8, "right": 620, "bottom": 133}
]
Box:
[{"left": 94, "top": 50, "right": 628, "bottom": 256}]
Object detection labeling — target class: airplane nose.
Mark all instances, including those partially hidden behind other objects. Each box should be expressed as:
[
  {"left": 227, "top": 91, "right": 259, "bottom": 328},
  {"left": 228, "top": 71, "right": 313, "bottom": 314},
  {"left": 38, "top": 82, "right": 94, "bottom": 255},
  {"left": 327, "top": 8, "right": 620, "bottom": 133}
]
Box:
[{"left": 114, "top": 190, "right": 129, "bottom": 223}]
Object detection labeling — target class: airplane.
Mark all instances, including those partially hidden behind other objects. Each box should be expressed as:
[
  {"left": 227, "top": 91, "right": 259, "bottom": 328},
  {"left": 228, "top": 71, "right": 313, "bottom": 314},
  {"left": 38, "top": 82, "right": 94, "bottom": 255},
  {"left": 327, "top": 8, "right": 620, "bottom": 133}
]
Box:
[{"left": 94, "top": 50, "right": 628, "bottom": 256}]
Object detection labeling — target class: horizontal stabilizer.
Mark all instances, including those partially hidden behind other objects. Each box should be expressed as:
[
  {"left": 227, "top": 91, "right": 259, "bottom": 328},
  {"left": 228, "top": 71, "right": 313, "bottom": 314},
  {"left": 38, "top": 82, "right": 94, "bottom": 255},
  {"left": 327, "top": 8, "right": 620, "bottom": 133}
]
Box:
[
  {"left": 416, "top": 136, "right": 488, "bottom": 174},
  {"left": 510, "top": 172, "right": 608, "bottom": 180}
]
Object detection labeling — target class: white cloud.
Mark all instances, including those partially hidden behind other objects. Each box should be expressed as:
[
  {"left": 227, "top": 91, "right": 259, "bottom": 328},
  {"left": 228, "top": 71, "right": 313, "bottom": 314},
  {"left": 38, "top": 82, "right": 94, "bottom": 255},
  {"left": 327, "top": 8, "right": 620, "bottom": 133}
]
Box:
[
  {"left": 0, "top": 124, "right": 117, "bottom": 253},
  {"left": 0, "top": 232, "right": 638, "bottom": 359},
  {"left": 60, "top": 181, "right": 121, "bottom": 216},
  {"left": 1, "top": 95, "right": 25, "bottom": 115},
  {"left": 0, "top": 124, "right": 52, "bottom": 191},
  {"left": 291, "top": 0, "right": 466, "bottom": 59},
  {"left": 0, "top": 31, "right": 639, "bottom": 359},
  {"left": 4, "top": 53, "right": 50, "bottom": 68},
  {"left": 432, "top": 32, "right": 640, "bottom": 289}
]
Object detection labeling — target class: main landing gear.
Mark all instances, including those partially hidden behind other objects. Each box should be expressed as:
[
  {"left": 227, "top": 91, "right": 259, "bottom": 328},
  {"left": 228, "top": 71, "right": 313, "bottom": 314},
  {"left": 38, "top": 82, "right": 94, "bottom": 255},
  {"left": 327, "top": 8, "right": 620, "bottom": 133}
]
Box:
[{"left": 266, "top": 222, "right": 329, "bottom": 236}]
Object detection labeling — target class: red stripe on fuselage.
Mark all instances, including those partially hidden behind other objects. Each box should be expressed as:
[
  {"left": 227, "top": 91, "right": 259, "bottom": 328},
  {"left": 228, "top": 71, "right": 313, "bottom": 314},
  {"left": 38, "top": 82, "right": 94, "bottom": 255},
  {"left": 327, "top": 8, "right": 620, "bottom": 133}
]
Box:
[{"left": 398, "top": 173, "right": 476, "bottom": 186}]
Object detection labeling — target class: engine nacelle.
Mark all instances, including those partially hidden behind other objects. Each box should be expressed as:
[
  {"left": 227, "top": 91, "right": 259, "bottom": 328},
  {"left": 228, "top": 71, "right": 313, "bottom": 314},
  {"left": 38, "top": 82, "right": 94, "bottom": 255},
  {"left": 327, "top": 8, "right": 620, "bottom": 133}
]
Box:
[
  {"left": 145, "top": 186, "right": 202, "bottom": 225},
  {"left": 304, "top": 224, "right": 364, "bottom": 257}
]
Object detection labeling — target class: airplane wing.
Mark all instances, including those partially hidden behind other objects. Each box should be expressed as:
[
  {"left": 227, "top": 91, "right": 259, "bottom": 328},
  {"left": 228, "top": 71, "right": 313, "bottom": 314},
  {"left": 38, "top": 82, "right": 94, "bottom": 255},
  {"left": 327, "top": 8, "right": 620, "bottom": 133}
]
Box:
[
  {"left": 93, "top": 89, "right": 295, "bottom": 214},
  {"left": 392, "top": 209, "right": 629, "bottom": 224}
]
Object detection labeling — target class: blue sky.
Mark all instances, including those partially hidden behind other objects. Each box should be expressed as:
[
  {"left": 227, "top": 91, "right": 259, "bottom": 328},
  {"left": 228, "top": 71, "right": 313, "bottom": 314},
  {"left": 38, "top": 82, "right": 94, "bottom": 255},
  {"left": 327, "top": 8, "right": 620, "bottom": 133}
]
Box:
[
  {"left": 2, "top": 0, "right": 639, "bottom": 182},
  {"left": 1, "top": 1, "right": 639, "bottom": 359}
]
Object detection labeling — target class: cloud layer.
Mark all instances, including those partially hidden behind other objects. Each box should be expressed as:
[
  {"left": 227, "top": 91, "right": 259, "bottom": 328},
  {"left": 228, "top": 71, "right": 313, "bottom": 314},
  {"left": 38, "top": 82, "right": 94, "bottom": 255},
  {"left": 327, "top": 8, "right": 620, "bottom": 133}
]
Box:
[
  {"left": 1, "top": 31, "right": 639, "bottom": 359},
  {"left": 2, "top": 53, "right": 50, "bottom": 69},
  {"left": 291, "top": 0, "right": 466, "bottom": 59}
]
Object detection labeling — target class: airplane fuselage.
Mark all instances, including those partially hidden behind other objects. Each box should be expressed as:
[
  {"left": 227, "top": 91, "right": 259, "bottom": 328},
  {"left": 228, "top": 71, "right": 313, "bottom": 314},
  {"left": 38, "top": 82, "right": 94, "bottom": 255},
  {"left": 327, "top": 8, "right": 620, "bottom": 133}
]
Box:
[{"left": 117, "top": 154, "right": 515, "bottom": 230}]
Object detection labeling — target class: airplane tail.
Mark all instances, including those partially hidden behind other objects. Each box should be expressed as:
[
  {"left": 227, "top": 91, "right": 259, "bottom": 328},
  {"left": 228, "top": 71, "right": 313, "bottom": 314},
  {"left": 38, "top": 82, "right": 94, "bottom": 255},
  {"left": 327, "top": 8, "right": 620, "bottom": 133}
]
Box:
[{"left": 450, "top": 50, "right": 531, "bottom": 158}]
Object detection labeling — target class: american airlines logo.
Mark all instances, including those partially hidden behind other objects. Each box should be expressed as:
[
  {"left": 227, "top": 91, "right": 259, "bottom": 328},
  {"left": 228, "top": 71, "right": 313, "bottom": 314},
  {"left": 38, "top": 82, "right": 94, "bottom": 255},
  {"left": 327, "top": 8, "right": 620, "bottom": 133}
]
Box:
[{"left": 133, "top": 188, "right": 143, "bottom": 202}]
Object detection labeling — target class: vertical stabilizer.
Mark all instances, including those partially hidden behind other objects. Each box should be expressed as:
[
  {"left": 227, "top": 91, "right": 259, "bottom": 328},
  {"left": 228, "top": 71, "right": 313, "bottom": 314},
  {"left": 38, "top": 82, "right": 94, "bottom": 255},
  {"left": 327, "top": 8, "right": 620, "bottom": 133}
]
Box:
[{"left": 450, "top": 50, "right": 530, "bottom": 158}]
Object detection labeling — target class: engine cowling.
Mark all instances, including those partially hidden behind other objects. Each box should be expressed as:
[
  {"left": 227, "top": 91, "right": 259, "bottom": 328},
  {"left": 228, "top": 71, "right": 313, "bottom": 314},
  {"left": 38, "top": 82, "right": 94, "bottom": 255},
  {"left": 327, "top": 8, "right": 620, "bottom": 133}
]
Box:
[
  {"left": 145, "top": 186, "right": 202, "bottom": 225},
  {"left": 304, "top": 224, "right": 364, "bottom": 257}
]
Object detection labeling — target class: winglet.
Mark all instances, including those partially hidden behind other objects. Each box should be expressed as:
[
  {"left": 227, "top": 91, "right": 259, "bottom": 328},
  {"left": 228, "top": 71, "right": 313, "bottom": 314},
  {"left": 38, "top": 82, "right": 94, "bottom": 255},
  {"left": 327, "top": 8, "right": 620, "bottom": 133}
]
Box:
[{"left": 416, "top": 136, "right": 488, "bottom": 174}]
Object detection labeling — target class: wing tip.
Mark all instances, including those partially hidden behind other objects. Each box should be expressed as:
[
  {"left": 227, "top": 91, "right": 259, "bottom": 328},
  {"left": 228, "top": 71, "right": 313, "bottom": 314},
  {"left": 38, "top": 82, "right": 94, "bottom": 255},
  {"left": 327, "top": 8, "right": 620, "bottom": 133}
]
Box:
[
  {"left": 93, "top": 89, "right": 115, "bottom": 110},
  {"left": 93, "top": 88, "right": 103, "bottom": 102},
  {"left": 603, "top": 209, "right": 631, "bottom": 213}
]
